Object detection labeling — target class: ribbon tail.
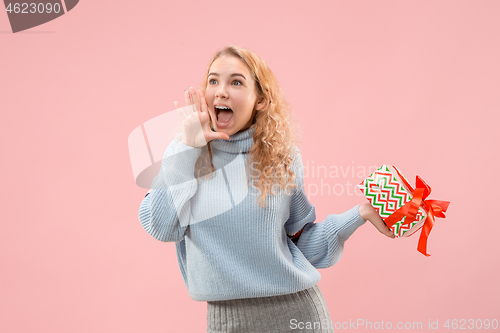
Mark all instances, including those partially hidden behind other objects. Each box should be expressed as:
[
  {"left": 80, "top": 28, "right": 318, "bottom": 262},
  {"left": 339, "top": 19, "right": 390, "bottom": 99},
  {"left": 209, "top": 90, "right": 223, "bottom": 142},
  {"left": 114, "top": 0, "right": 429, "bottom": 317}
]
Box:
[{"left": 417, "top": 208, "right": 436, "bottom": 257}]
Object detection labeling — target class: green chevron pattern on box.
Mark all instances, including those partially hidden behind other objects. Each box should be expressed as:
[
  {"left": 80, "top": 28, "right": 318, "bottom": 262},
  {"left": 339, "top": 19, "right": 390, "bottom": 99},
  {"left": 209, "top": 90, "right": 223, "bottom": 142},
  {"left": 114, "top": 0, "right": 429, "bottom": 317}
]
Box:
[{"left": 358, "top": 165, "right": 427, "bottom": 238}]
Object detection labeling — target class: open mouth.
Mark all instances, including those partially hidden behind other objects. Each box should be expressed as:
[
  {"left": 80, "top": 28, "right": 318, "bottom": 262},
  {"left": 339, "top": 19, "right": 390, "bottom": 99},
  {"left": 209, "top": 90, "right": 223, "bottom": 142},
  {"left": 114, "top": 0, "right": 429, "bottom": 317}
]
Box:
[{"left": 215, "top": 106, "right": 234, "bottom": 124}]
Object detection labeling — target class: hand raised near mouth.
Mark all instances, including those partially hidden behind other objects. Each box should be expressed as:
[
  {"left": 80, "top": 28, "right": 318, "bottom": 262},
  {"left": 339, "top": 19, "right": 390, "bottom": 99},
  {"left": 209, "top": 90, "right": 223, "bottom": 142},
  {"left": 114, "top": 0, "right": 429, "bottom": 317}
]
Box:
[{"left": 175, "top": 87, "right": 231, "bottom": 148}]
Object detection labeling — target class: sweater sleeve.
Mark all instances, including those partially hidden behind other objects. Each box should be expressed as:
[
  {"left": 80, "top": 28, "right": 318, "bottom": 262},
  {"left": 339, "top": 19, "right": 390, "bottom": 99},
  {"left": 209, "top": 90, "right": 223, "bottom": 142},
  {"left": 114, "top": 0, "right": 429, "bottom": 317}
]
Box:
[
  {"left": 283, "top": 147, "right": 367, "bottom": 268},
  {"left": 138, "top": 138, "right": 202, "bottom": 243},
  {"left": 295, "top": 205, "right": 366, "bottom": 269},
  {"left": 284, "top": 147, "right": 316, "bottom": 236}
]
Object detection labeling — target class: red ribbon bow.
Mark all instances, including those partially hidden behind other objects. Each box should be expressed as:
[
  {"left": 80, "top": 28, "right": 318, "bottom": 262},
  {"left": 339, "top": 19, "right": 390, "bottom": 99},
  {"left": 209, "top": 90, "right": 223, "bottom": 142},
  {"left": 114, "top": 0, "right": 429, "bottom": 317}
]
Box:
[{"left": 384, "top": 172, "right": 450, "bottom": 257}]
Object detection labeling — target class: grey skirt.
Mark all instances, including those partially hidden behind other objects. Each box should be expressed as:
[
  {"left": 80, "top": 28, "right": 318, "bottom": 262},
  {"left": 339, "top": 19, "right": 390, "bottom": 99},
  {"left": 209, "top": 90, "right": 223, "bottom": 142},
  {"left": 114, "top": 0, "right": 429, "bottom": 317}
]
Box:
[{"left": 207, "top": 284, "right": 334, "bottom": 333}]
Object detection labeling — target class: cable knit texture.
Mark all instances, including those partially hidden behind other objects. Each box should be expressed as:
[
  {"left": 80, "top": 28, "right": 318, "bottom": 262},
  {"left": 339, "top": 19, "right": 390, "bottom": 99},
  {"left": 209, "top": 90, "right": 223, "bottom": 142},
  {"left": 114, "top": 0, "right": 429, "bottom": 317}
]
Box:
[{"left": 138, "top": 126, "right": 367, "bottom": 302}]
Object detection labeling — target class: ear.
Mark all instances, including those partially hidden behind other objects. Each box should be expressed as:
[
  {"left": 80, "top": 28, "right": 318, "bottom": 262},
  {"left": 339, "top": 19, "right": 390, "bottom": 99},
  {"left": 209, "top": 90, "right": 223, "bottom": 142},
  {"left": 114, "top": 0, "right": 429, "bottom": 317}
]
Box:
[{"left": 255, "top": 95, "right": 267, "bottom": 111}]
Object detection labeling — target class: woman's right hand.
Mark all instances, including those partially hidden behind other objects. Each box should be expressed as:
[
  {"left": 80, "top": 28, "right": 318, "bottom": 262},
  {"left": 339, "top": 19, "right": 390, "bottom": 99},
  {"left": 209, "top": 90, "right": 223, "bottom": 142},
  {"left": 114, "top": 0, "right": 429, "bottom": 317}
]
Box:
[{"left": 174, "top": 86, "right": 231, "bottom": 148}]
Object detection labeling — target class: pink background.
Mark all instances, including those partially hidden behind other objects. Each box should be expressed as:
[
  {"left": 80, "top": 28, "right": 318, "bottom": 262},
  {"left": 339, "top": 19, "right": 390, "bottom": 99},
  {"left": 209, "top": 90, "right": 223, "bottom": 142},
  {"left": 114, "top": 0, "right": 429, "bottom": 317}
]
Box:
[{"left": 1, "top": 1, "right": 499, "bottom": 332}]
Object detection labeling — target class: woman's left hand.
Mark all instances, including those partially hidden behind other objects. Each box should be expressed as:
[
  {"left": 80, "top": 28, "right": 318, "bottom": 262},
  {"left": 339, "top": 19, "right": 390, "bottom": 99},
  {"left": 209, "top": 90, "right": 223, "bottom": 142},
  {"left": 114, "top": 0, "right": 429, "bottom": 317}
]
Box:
[{"left": 359, "top": 203, "right": 396, "bottom": 238}]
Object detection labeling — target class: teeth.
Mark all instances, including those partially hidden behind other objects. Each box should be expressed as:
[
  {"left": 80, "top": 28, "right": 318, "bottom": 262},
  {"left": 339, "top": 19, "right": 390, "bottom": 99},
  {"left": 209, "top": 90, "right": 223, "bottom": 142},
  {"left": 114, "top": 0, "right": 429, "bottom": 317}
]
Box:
[{"left": 215, "top": 106, "right": 231, "bottom": 110}]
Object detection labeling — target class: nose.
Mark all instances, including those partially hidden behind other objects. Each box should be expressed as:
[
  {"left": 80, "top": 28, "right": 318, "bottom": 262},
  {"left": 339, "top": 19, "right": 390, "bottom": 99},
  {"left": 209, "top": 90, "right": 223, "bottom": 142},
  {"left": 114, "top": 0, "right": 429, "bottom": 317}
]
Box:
[{"left": 216, "top": 85, "right": 228, "bottom": 99}]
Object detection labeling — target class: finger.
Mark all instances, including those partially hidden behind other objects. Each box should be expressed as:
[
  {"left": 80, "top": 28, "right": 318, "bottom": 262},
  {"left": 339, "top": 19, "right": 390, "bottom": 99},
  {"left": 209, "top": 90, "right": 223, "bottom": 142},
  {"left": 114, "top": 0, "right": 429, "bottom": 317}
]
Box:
[
  {"left": 208, "top": 131, "right": 231, "bottom": 141},
  {"left": 184, "top": 90, "right": 192, "bottom": 108},
  {"left": 196, "top": 89, "right": 205, "bottom": 113},
  {"left": 189, "top": 86, "right": 201, "bottom": 113},
  {"left": 198, "top": 89, "right": 208, "bottom": 113},
  {"left": 185, "top": 90, "right": 198, "bottom": 115},
  {"left": 369, "top": 214, "right": 395, "bottom": 239},
  {"left": 385, "top": 226, "right": 396, "bottom": 238}
]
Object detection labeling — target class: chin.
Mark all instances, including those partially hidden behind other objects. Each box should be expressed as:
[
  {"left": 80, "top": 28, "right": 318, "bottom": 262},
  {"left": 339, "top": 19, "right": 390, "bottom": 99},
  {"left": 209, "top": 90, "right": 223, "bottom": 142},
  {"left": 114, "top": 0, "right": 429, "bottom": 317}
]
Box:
[
  {"left": 214, "top": 122, "right": 240, "bottom": 136},
  {"left": 222, "top": 128, "right": 237, "bottom": 136}
]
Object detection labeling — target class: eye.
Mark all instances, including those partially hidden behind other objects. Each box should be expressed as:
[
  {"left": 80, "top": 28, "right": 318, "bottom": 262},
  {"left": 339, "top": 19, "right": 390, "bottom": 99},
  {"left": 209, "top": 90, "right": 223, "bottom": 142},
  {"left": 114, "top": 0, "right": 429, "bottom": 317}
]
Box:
[
  {"left": 233, "top": 80, "right": 242, "bottom": 86},
  {"left": 209, "top": 79, "right": 217, "bottom": 85}
]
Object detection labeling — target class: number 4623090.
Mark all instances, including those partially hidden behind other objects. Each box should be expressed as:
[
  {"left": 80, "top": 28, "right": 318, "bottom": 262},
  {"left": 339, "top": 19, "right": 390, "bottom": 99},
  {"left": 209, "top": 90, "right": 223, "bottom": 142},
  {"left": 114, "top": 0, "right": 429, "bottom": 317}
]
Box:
[
  {"left": 444, "top": 319, "right": 498, "bottom": 330},
  {"left": 5, "top": 2, "right": 62, "bottom": 14}
]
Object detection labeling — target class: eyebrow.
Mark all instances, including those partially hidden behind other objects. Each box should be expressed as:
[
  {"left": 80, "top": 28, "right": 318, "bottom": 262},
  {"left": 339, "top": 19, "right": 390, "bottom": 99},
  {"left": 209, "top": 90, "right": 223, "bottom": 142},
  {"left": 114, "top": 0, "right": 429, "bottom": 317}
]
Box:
[{"left": 208, "top": 72, "right": 246, "bottom": 80}]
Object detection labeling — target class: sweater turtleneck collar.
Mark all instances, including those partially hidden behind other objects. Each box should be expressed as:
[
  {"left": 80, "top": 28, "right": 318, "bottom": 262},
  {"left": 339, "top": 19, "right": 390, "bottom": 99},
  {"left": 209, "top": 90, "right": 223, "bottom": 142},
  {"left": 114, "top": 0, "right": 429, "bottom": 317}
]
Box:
[{"left": 210, "top": 126, "right": 255, "bottom": 154}]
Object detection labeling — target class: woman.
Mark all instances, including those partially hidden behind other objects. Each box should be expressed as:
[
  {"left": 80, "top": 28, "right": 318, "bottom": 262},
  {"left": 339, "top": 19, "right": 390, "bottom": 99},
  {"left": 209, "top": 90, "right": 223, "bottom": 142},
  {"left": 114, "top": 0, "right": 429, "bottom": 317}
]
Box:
[{"left": 139, "top": 45, "right": 394, "bottom": 332}]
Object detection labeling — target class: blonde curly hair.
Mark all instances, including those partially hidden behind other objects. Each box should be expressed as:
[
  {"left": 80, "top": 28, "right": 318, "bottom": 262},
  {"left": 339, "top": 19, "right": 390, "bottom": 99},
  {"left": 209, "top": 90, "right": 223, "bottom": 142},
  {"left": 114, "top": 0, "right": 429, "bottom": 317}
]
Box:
[{"left": 195, "top": 45, "right": 303, "bottom": 208}]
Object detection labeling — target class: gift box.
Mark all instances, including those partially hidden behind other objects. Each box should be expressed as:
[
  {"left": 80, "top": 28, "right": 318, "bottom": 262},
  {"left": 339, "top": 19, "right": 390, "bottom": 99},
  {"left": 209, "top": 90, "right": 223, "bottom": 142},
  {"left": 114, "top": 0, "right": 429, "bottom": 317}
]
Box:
[
  {"left": 358, "top": 165, "right": 426, "bottom": 238},
  {"left": 358, "top": 165, "right": 450, "bottom": 256}
]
